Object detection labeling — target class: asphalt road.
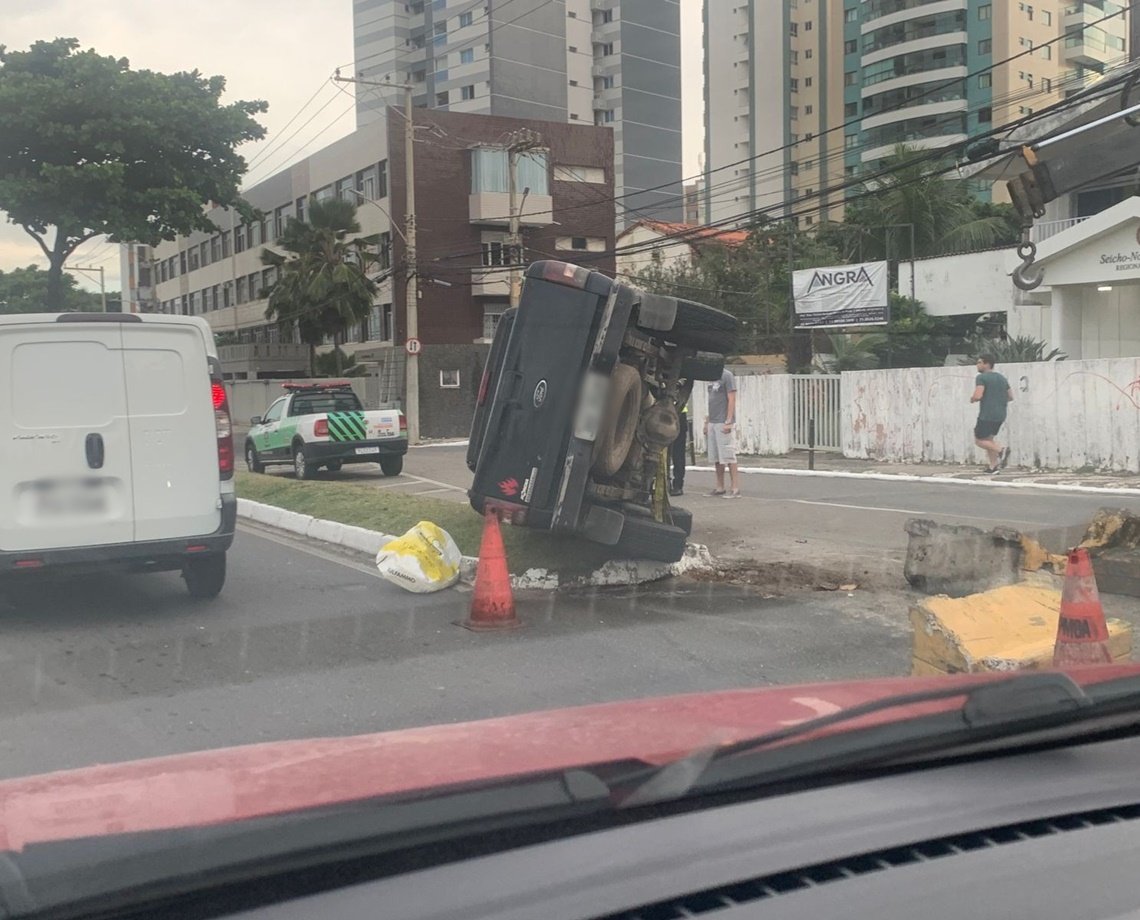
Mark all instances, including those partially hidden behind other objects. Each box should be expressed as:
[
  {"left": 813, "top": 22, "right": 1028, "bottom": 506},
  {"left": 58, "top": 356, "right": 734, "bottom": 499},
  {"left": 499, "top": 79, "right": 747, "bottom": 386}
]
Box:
[{"left": 0, "top": 522, "right": 910, "bottom": 781}]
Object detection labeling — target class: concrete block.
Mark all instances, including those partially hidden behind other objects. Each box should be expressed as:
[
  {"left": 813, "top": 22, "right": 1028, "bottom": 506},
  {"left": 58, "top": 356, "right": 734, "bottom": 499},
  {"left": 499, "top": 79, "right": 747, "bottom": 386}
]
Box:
[
  {"left": 904, "top": 519, "right": 1023, "bottom": 597},
  {"left": 339, "top": 526, "right": 391, "bottom": 556},
  {"left": 910, "top": 583, "right": 1132, "bottom": 676},
  {"left": 1096, "top": 548, "right": 1140, "bottom": 599},
  {"left": 306, "top": 518, "right": 345, "bottom": 546},
  {"left": 277, "top": 511, "right": 314, "bottom": 537}
]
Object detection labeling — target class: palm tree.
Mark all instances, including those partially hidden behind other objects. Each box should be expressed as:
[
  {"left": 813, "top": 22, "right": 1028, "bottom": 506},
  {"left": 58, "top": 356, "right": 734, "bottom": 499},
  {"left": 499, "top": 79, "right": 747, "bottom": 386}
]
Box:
[
  {"left": 844, "top": 145, "right": 1021, "bottom": 259},
  {"left": 261, "top": 198, "right": 380, "bottom": 376},
  {"left": 965, "top": 335, "right": 1066, "bottom": 363},
  {"left": 817, "top": 333, "right": 886, "bottom": 372}
]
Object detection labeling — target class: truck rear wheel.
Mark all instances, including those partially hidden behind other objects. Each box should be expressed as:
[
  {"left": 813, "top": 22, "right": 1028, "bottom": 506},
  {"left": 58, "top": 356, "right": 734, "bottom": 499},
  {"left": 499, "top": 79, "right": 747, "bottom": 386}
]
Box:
[
  {"left": 613, "top": 512, "right": 688, "bottom": 563},
  {"left": 325, "top": 460, "right": 343, "bottom": 472},
  {"left": 591, "top": 363, "right": 642, "bottom": 477},
  {"left": 380, "top": 455, "right": 403, "bottom": 477},
  {"left": 665, "top": 300, "right": 738, "bottom": 354},
  {"left": 183, "top": 553, "right": 226, "bottom": 599}
]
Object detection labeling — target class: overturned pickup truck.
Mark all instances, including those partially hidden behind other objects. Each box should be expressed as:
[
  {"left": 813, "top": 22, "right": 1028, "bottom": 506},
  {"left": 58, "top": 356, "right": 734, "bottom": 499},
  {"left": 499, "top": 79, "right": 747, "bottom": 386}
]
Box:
[{"left": 467, "top": 260, "right": 737, "bottom": 562}]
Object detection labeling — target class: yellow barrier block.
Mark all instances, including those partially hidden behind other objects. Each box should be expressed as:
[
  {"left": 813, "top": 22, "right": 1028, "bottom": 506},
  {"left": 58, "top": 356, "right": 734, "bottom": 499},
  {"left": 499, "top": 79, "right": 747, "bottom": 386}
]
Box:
[{"left": 910, "top": 583, "right": 1132, "bottom": 676}]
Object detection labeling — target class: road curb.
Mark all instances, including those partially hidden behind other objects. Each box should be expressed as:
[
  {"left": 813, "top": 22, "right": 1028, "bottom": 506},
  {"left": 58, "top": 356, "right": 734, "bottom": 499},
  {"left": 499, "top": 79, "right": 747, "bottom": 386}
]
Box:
[
  {"left": 686, "top": 465, "right": 1140, "bottom": 496},
  {"left": 236, "top": 499, "right": 713, "bottom": 589}
]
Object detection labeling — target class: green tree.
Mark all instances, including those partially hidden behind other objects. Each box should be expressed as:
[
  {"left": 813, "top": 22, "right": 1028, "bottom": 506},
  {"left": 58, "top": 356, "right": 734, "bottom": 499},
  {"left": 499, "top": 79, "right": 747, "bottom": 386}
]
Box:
[
  {"left": 837, "top": 145, "right": 1022, "bottom": 260},
  {"left": 313, "top": 347, "right": 369, "bottom": 377},
  {"left": 0, "top": 38, "right": 266, "bottom": 309},
  {"left": 873, "top": 293, "right": 956, "bottom": 369},
  {"left": 964, "top": 334, "right": 1066, "bottom": 363},
  {"left": 261, "top": 198, "right": 380, "bottom": 376},
  {"left": 0, "top": 265, "right": 103, "bottom": 313},
  {"left": 817, "top": 333, "right": 885, "bottom": 372}
]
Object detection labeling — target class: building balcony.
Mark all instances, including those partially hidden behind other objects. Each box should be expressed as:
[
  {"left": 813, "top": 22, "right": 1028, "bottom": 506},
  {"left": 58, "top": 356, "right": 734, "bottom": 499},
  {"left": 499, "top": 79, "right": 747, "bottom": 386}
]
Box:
[
  {"left": 469, "top": 191, "right": 554, "bottom": 227},
  {"left": 469, "top": 268, "right": 512, "bottom": 298},
  {"left": 861, "top": 97, "right": 967, "bottom": 131},
  {"left": 1063, "top": 33, "right": 1113, "bottom": 69}
]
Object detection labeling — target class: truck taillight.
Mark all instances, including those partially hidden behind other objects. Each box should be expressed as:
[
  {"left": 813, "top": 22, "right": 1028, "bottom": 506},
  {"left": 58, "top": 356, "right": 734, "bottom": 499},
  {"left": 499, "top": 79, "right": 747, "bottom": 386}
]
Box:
[
  {"left": 540, "top": 260, "right": 590, "bottom": 289},
  {"left": 212, "top": 381, "right": 234, "bottom": 480},
  {"left": 399, "top": 413, "right": 407, "bottom": 433},
  {"left": 314, "top": 418, "right": 329, "bottom": 438},
  {"left": 477, "top": 368, "right": 491, "bottom": 406}
]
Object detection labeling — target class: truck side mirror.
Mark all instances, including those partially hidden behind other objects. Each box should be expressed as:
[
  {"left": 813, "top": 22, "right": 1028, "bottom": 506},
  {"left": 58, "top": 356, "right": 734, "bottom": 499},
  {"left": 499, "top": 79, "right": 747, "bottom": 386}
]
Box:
[{"left": 250, "top": 416, "right": 262, "bottom": 425}]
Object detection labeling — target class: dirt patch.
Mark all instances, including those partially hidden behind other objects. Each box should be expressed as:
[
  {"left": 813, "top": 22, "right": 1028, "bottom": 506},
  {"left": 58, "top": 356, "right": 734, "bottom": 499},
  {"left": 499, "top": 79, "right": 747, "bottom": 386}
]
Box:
[{"left": 688, "top": 560, "right": 892, "bottom": 596}]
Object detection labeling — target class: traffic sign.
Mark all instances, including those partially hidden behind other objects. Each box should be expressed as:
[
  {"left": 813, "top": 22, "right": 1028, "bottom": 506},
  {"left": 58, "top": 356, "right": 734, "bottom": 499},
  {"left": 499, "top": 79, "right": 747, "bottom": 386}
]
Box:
[{"left": 405, "top": 337, "right": 422, "bottom": 356}]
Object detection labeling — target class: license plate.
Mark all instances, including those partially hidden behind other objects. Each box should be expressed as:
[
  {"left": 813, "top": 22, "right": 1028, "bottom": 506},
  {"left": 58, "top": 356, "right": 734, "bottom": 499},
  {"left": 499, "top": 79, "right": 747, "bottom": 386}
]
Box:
[
  {"left": 573, "top": 371, "right": 610, "bottom": 442},
  {"left": 33, "top": 479, "right": 109, "bottom": 517},
  {"left": 355, "top": 447, "right": 381, "bottom": 455}
]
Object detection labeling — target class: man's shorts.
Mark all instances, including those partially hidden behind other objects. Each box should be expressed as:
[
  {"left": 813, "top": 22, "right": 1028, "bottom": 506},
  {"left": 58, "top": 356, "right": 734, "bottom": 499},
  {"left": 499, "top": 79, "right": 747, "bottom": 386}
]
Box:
[
  {"left": 707, "top": 422, "right": 737, "bottom": 464},
  {"left": 974, "top": 419, "right": 1003, "bottom": 440}
]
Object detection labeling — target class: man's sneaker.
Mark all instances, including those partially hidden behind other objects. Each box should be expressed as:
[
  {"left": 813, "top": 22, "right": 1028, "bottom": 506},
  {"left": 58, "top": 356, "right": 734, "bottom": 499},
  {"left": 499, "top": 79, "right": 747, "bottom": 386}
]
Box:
[
  {"left": 987, "top": 466, "right": 1000, "bottom": 476},
  {"left": 999, "top": 447, "right": 1011, "bottom": 469}
]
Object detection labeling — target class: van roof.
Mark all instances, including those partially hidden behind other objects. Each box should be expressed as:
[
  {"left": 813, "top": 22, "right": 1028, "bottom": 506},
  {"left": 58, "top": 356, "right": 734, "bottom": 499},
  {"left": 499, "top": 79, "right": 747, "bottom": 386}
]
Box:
[{"left": 0, "top": 313, "right": 219, "bottom": 357}]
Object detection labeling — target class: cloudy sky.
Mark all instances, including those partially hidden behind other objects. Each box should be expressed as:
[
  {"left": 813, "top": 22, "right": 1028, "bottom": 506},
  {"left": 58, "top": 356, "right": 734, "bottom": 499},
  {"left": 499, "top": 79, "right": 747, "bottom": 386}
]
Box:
[{"left": 1, "top": 0, "right": 704, "bottom": 292}]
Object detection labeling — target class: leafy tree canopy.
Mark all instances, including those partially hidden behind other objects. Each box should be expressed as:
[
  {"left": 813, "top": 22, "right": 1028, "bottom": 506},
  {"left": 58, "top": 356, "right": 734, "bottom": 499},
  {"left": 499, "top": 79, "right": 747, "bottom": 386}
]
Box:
[
  {"left": 0, "top": 264, "right": 107, "bottom": 313},
  {"left": 0, "top": 38, "right": 267, "bottom": 308}
]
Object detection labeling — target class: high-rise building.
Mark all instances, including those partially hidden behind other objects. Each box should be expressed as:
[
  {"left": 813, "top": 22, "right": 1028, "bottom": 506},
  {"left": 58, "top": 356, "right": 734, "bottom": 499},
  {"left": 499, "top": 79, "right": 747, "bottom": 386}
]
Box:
[
  {"left": 703, "top": 0, "right": 1130, "bottom": 228},
  {"left": 353, "top": 0, "right": 683, "bottom": 224}
]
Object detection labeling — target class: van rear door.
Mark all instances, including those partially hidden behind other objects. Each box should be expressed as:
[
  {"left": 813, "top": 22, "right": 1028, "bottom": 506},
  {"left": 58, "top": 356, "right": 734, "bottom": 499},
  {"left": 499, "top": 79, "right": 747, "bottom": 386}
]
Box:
[
  {"left": 0, "top": 320, "right": 135, "bottom": 552},
  {"left": 121, "top": 321, "right": 221, "bottom": 542}
]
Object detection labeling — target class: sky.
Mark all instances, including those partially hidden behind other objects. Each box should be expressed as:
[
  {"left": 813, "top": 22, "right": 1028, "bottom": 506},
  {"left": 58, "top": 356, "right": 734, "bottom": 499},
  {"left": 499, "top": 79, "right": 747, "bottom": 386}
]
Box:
[{"left": 1, "top": 0, "right": 705, "bottom": 293}]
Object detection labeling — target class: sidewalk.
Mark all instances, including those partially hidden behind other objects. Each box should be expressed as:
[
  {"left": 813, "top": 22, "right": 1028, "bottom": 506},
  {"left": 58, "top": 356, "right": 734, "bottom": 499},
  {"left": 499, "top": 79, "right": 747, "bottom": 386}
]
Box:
[{"left": 690, "top": 451, "right": 1140, "bottom": 493}]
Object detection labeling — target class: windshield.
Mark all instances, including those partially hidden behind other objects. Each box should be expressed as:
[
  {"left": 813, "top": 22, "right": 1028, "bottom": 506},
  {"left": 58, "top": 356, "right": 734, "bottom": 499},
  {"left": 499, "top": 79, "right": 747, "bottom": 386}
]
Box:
[{"left": 3, "top": 0, "right": 1140, "bottom": 911}]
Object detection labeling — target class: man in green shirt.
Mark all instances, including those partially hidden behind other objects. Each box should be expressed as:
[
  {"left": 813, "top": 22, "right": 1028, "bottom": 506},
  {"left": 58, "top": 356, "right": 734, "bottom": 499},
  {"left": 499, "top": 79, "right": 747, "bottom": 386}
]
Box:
[{"left": 971, "top": 354, "right": 1014, "bottom": 474}]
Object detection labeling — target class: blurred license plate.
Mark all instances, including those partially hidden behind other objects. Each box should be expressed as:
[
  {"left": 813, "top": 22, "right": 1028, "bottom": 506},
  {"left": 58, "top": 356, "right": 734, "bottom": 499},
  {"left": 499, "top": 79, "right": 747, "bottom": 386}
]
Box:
[
  {"left": 355, "top": 447, "right": 381, "bottom": 455},
  {"left": 34, "top": 479, "right": 109, "bottom": 517}
]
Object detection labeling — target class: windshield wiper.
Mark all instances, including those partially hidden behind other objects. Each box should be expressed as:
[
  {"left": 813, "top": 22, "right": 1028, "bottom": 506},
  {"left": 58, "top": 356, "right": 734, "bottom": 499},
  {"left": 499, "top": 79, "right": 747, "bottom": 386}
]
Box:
[{"left": 621, "top": 672, "right": 1140, "bottom": 807}]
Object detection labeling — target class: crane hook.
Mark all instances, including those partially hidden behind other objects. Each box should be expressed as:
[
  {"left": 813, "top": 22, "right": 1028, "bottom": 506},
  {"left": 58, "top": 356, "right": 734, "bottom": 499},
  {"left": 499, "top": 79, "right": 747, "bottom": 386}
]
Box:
[{"left": 1012, "top": 240, "right": 1044, "bottom": 291}]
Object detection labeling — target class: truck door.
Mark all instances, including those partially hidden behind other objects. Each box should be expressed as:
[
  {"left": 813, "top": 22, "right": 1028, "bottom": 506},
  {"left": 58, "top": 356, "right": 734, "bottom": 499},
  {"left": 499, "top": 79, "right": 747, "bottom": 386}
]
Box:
[{"left": 0, "top": 320, "right": 136, "bottom": 552}]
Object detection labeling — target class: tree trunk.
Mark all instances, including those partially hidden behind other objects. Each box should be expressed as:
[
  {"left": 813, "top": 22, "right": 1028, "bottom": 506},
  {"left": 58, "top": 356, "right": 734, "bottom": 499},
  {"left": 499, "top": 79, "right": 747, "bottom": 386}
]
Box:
[{"left": 45, "top": 249, "right": 68, "bottom": 312}]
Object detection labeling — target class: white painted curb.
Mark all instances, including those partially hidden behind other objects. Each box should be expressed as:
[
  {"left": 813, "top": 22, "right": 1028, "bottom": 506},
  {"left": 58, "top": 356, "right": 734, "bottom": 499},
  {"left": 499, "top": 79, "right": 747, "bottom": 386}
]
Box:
[
  {"left": 236, "top": 498, "right": 713, "bottom": 590},
  {"left": 686, "top": 465, "right": 1140, "bottom": 497}
]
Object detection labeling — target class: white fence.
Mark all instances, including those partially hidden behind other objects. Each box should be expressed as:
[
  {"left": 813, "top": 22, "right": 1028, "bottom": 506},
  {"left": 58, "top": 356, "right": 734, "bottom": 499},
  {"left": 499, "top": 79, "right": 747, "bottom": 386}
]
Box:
[
  {"left": 842, "top": 357, "right": 1140, "bottom": 472},
  {"left": 790, "top": 375, "right": 842, "bottom": 451},
  {"left": 691, "top": 373, "right": 792, "bottom": 456}
]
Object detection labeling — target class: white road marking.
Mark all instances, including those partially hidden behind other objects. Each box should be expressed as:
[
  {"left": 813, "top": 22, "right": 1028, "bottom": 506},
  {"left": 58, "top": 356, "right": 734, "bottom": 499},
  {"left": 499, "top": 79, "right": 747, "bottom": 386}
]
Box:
[
  {"left": 411, "top": 439, "right": 470, "bottom": 449},
  {"left": 409, "top": 487, "right": 458, "bottom": 496}
]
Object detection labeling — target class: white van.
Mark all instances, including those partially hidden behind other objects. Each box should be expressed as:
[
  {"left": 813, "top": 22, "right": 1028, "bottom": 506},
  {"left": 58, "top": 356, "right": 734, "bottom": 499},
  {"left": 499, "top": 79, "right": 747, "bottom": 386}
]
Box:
[{"left": 0, "top": 313, "right": 236, "bottom": 597}]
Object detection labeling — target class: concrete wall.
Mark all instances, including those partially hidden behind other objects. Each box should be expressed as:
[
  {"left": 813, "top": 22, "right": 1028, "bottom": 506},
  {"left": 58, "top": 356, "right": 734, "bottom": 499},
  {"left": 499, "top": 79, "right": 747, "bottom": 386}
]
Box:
[
  {"left": 417, "top": 343, "right": 490, "bottom": 440},
  {"left": 842, "top": 357, "right": 1140, "bottom": 472},
  {"left": 690, "top": 372, "right": 793, "bottom": 457},
  {"left": 227, "top": 378, "right": 381, "bottom": 429}
]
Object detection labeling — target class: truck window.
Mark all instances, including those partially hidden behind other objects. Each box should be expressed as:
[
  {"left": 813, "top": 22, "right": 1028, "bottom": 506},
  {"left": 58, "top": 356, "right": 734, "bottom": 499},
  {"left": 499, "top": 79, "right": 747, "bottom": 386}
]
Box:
[
  {"left": 289, "top": 391, "right": 363, "bottom": 416},
  {"left": 263, "top": 399, "right": 286, "bottom": 423}
]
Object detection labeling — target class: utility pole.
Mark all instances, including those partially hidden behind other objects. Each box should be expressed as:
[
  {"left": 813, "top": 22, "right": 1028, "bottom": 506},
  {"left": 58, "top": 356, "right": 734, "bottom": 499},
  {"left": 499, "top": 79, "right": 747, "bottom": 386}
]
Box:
[
  {"left": 70, "top": 264, "right": 107, "bottom": 312},
  {"left": 333, "top": 69, "right": 419, "bottom": 442},
  {"left": 403, "top": 80, "right": 420, "bottom": 445},
  {"left": 505, "top": 128, "right": 543, "bottom": 309}
]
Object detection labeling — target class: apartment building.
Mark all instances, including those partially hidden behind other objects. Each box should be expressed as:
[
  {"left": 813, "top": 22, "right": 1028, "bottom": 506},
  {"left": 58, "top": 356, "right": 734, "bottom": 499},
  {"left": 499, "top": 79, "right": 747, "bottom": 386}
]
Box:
[
  {"left": 704, "top": 0, "right": 1129, "bottom": 228},
  {"left": 120, "top": 107, "right": 614, "bottom": 399},
  {"left": 352, "top": 0, "right": 682, "bottom": 224}
]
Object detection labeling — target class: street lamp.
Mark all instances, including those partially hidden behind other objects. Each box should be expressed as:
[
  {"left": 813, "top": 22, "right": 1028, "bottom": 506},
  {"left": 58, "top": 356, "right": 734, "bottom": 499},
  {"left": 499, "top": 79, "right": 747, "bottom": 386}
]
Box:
[{"left": 345, "top": 187, "right": 406, "bottom": 243}]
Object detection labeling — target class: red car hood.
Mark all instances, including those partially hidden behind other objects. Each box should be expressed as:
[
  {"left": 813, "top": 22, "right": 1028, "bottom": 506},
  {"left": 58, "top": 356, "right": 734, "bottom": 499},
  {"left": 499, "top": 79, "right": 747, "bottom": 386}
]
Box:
[{"left": 3, "top": 667, "right": 1137, "bottom": 852}]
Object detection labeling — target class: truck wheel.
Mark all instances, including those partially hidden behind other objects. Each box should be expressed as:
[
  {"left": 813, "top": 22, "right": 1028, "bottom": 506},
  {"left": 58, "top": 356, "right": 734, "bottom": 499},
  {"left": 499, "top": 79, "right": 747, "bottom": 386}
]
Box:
[
  {"left": 245, "top": 442, "right": 265, "bottom": 474},
  {"left": 183, "top": 553, "right": 226, "bottom": 599},
  {"left": 612, "top": 513, "right": 688, "bottom": 563},
  {"left": 679, "top": 351, "right": 726, "bottom": 382},
  {"left": 293, "top": 445, "right": 317, "bottom": 480},
  {"left": 665, "top": 300, "right": 738, "bottom": 354},
  {"left": 380, "top": 455, "right": 403, "bottom": 477},
  {"left": 325, "top": 460, "right": 343, "bottom": 473},
  {"left": 591, "top": 363, "right": 642, "bottom": 477}
]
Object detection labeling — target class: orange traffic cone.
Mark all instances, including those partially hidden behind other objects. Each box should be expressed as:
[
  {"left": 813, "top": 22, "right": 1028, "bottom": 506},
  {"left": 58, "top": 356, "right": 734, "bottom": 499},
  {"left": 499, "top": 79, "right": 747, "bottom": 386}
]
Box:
[
  {"left": 462, "top": 509, "right": 521, "bottom": 631},
  {"left": 1053, "top": 548, "right": 1112, "bottom": 667}
]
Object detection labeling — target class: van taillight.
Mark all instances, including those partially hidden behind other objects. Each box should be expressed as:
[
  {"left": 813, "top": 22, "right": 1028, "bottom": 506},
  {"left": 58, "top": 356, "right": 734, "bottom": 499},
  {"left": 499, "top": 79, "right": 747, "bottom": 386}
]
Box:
[
  {"left": 477, "top": 368, "right": 491, "bottom": 406},
  {"left": 212, "top": 381, "right": 234, "bottom": 480},
  {"left": 314, "top": 418, "right": 329, "bottom": 438}
]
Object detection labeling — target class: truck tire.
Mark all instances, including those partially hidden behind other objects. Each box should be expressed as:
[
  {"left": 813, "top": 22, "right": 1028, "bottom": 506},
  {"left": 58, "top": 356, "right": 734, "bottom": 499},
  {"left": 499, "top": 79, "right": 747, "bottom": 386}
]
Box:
[
  {"left": 325, "top": 460, "right": 343, "bottom": 473},
  {"left": 293, "top": 444, "right": 318, "bottom": 480},
  {"left": 679, "top": 351, "right": 726, "bottom": 382},
  {"left": 591, "top": 363, "right": 642, "bottom": 477},
  {"left": 665, "top": 300, "right": 738, "bottom": 354},
  {"left": 612, "top": 512, "right": 688, "bottom": 563},
  {"left": 245, "top": 442, "right": 265, "bottom": 474},
  {"left": 183, "top": 553, "right": 226, "bottom": 599},
  {"left": 380, "top": 455, "right": 403, "bottom": 477}
]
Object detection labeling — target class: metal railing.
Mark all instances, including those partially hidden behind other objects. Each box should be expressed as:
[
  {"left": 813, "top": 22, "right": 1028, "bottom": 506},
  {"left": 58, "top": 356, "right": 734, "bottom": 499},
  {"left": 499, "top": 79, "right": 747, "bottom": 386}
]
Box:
[
  {"left": 1029, "top": 216, "right": 1090, "bottom": 243},
  {"left": 790, "top": 375, "right": 842, "bottom": 451}
]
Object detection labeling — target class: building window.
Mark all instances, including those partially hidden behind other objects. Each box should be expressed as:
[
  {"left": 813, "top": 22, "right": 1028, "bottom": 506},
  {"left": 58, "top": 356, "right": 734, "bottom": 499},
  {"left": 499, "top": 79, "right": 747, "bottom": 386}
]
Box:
[
  {"left": 844, "top": 38, "right": 857, "bottom": 54},
  {"left": 979, "top": 72, "right": 992, "bottom": 88},
  {"left": 248, "top": 220, "right": 261, "bottom": 248},
  {"left": 1025, "top": 3, "right": 1034, "bottom": 20},
  {"left": 844, "top": 101, "right": 858, "bottom": 117},
  {"left": 483, "top": 309, "right": 504, "bottom": 340},
  {"left": 471, "top": 148, "right": 549, "bottom": 195},
  {"left": 805, "top": 76, "right": 812, "bottom": 87},
  {"left": 188, "top": 248, "right": 200, "bottom": 271},
  {"left": 804, "top": 104, "right": 813, "bottom": 115},
  {"left": 979, "top": 38, "right": 992, "bottom": 54},
  {"left": 274, "top": 204, "right": 289, "bottom": 239},
  {"left": 212, "top": 284, "right": 221, "bottom": 311},
  {"left": 377, "top": 160, "right": 388, "bottom": 198},
  {"left": 789, "top": 77, "right": 799, "bottom": 91},
  {"left": 221, "top": 231, "right": 231, "bottom": 258},
  {"left": 805, "top": 48, "right": 813, "bottom": 59},
  {"left": 296, "top": 196, "right": 306, "bottom": 223},
  {"left": 804, "top": 20, "right": 812, "bottom": 30},
  {"left": 199, "top": 241, "right": 209, "bottom": 266},
  {"left": 596, "top": 109, "right": 615, "bottom": 124},
  {"left": 237, "top": 277, "right": 247, "bottom": 304},
  {"left": 413, "top": 70, "right": 426, "bottom": 83},
  {"left": 1043, "top": 76, "right": 1052, "bottom": 92},
  {"left": 1041, "top": 45, "right": 1051, "bottom": 60},
  {"left": 377, "top": 231, "right": 392, "bottom": 270},
  {"left": 789, "top": 105, "right": 799, "bottom": 119},
  {"left": 234, "top": 226, "right": 246, "bottom": 254},
  {"left": 843, "top": 71, "right": 856, "bottom": 86},
  {"left": 210, "top": 235, "right": 222, "bottom": 262},
  {"left": 1043, "top": 9, "right": 1051, "bottom": 25},
  {"left": 845, "top": 7, "right": 857, "bottom": 22},
  {"left": 802, "top": 158, "right": 814, "bottom": 170},
  {"left": 223, "top": 281, "right": 233, "bottom": 309},
  {"left": 600, "top": 42, "right": 614, "bottom": 56},
  {"left": 180, "top": 251, "right": 188, "bottom": 274},
  {"left": 459, "top": 10, "right": 473, "bottom": 26},
  {"left": 460, "top": 48, "right": 474, "bottom": 64},
  {"left": 461, "top": 84, "right": 476, "bottom": 100},
  {"left": 845, "top": 134, "right": 858, "bottom": 149},
  {"left": 979, "top": 106, "right": 992, "bottom": 123},
  {"left": 481, "top": 241, "right": 508, "bottom": 266},
  {"left": 336, "top": 176, "right": 354, "bottom": 201},
  {"left": 790, "top": 50, "right": 798, "bottom": 64},
  {"left": 601, "top": 74, "right": 615, "bottom": 89},
  {"left": 436, "top": 91, "right": 449, "bottom": 106},
  {"left": 439, "top": 370, "right": 460, "bottom": 389},
  {"left": 789, "top": 21, "right": 798, "bottom": 36},
  {"left": 979, "top": 3, "right": 991, "bottom": 18}
]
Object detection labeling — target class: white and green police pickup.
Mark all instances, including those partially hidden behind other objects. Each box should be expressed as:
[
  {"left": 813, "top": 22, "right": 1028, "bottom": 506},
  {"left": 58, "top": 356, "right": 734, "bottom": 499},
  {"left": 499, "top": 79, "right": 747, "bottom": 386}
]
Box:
[{"left": 244, "top": 383, "right": 407, "bottom": 480}]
